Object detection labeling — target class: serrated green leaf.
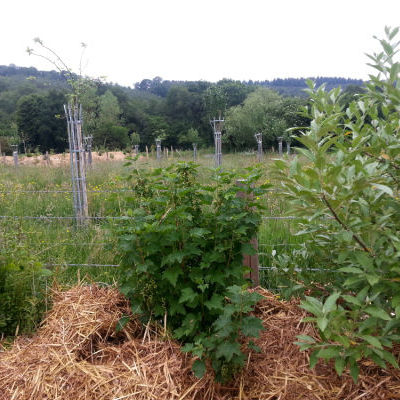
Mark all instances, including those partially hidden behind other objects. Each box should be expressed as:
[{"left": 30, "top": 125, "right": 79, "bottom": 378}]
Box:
[
  {"left": 248, "top": 340, "right": 261, "bottom": 353},
  {"left": 204, "top": 293, "right": 224, "bottom": 311},
  {"left": 162, "top": 265, "right": 182, "bottom": 286},
  {"left": 181, "top": 343, "right": 194, "bottom": 353},
  {"left": 215, "top": 341, "right": 242, "bottom": 362},
  {"left": 179, "top": 287, "right": 197, "bottom": 304},
  {"left": 192, "top": 359, "right": 206, "bottom": 378},
  {"left": 241, "top": 316, "right": 264, "bottom": 338}
]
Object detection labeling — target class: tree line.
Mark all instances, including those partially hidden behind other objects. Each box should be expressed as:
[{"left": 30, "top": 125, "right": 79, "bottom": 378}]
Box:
[{"left": 0, "top": 65, "right": 365, "bottom": 154}]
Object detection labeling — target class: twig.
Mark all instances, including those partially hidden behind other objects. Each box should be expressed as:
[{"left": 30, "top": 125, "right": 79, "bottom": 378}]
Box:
[{"left": 321, "top": 193, "right": 374, "bottom": 255}]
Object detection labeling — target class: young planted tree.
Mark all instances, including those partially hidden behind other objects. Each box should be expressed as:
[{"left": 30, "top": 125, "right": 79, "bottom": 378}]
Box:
[{"left": 273, "top": 27, "right": 400, "bottom": 381}]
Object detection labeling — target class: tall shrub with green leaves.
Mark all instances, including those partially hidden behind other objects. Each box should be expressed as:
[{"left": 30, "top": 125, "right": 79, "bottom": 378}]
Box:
[
  {"left": 115, "top": 162, "right": 266, "bottom": 381},
  {"left": 0, "top": 233, "right": 52, "bottom": 336},
  {"left": 273, "top": 26, "right": 400, "bottom": 381}
]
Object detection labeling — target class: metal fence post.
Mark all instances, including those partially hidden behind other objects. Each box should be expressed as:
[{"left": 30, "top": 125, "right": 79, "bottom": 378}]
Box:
[
  {"left": 278, "top": 137, "right": 283, "bottom": 156},
  {"left": 255, "top": 132, "right": 263, "bottom": 162},
  {"left": 156, "top": 139, "right": 161, "bottom": 161},
  {"left": 193, "top": 143, "right": 197, "bottom": 161},
  {"left": 287, "top": 140, "right": 291, "bottom": 155},
  {"left": 210, "top": 116, "right": 224, "bottom": 167},
  {"left": 11, "top": 144, "right": 18, "bottom": 167}
]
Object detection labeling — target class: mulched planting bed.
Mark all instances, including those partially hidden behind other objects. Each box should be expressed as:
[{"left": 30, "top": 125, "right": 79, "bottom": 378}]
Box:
[{"left": 1, "top": 284, "right": 399, "bottom": 399}]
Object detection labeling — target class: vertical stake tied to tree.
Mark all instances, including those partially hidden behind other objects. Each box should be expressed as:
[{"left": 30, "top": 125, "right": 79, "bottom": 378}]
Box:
[
  {"left": 83, "top": 135, "right": 93, "bottom": 167},
  {"left": 254, "top": 132, "right": 263, "bottom": 162},
  {"left": 193, "top": 143, "right": 197, "bottom": 161},
  {"left": 64, "top": 103, "right": 88, "bottom": 225},
  {"left": 277, "top": 136, "right": 283, "bottom": 157},
  {"left": 11, "top": 144, "right": 18, "bottom": 168},
  {"left": 156, "top": 138, "right": 162, "bottom": 161},
  {"left": 286, "top": 138, "right": 291, "bottom": 155},
  {"left": 210, "top": 115, "right": 224, "bottom": 167},
  {"left": 236, "top": 179, "right": 259, "bottom": 287}
]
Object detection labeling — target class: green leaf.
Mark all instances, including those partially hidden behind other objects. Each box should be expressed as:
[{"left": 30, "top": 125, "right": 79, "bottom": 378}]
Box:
[
  {"left": 179, "top": 287, "right": 197, "bottom": 304},
  {"left": 116, "top": 315, "right": 130, "bottom": 333},
  {"left": 204, "top": 293, "right": 224, "bottom": 311},
  {"left": 296, "top": 335, "right": 316, "bottom": 344},
  {"left": 373, "top": 184, "right": 393, "bottom": 196},
  {"left": 241, "top": 316, "right": 264, "bottom": 338},
  {"left": 189, "top": 228, "right": 210, "bottom": 238},
  {"left": 359, "top": 335, "right": 383, "bottom": 350},
  {"left": 370, "top": 353, "right": 386, "bottom": 369},
  {"left": 162, "top": 265, "right": 182, "bottom": 286},
  {"left": 350, "top": 361, "right": 360, "bottom": 383},
  {"left": 338, "top": 266, "right": 363, "bottom": 274},
  {"left": 342, "top": 295, "right": 362, "bottom": 307},
  {"left": 365, "top": 306, "right": 392, "bottom": 321},
  {"left": 323, "top": 292, "right": 340, "bottom": 313},
  {"left": 366, "top": 274, "right": 380, "bottom": 286},
  {"left": 215, "top": 341, "right": 242, "bottom": 362},
  {"left": 317, "top": 347, "right": 341, "bottom": 359},
  {"left": 300, "top": 297, "right": 323, "bottom": 317},
  {"left": 382, "top": 350, "right": 399, "bottom": 368},
  {"left": 309, "top": 350, "right": 319, "bottom": 368},
  {"left": 335, "top": 357, "right": 346, "bottom": 376},
  {"left": 317, "top": 316, "right": 329, "bottom": 332},
  {"left": 40, "top": 268, "right": 53, "bottom": 277},
  {"left": 181, "top": 343, "right": 194, "bottom": 353},
  {"left": 248, "top": 340, "right": 261, "bottom": 353},
  {"left": 192, "top": 359, "right": 206, "bottom": 378}
]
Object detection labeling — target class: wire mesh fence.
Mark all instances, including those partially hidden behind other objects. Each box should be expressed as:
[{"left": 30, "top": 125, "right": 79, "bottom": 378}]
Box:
[{"left": 0, "top": 152, "right": 332, "bottom": 294}]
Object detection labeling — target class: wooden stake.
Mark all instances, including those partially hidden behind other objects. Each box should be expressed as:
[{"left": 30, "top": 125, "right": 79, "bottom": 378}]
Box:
[{"left": 236, "top": 179, "right": 259, "bottom": 287}]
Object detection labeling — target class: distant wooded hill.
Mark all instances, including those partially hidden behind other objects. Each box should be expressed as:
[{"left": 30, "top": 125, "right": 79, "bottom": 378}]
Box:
[
  {"left": 0, "top": 64, "right": 365, "bottom": 153},
  {"left": 1, "top": 64, "right": 364, "bottom": 97}
]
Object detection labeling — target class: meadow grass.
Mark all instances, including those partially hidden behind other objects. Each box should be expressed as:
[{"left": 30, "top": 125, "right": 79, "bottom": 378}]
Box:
[{"left": 0, "top": 151, "right": 317, "bottom": 295}]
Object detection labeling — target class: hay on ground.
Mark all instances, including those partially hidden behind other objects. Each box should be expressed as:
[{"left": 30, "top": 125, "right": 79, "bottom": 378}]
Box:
[{"left": 1, "top": 285, "right": 400, "bottom": 399}]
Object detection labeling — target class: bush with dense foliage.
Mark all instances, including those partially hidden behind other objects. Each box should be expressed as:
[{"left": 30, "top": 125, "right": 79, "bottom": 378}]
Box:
[
  {"left": 115, "top": 162, "right": 267, "bottom": 381},
  {"left": 273, "top": 27, "right": 400, "bottom": 381}
]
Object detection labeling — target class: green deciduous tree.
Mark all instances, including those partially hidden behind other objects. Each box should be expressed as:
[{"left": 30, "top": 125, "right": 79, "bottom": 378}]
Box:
[
  {"left": 273, "top": 26, "right": 400, "bottom": 381},
  {"left": 224, "top": 88, "right": 285, "bottom": 149}
]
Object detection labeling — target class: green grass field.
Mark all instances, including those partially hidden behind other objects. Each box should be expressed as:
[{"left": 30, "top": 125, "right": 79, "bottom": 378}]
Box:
[{"left": 0, "top": 150, "right": 326, "bottom": 336}]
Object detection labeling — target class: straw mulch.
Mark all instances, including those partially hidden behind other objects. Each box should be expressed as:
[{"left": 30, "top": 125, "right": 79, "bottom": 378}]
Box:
[{"left": 1, "top": 285, "right": 400, "bottom": 400}]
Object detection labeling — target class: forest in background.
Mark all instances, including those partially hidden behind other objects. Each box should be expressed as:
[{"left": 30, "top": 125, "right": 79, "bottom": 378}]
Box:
[{"left": 0, "top": 64, "right": 365, "bottom": 154}]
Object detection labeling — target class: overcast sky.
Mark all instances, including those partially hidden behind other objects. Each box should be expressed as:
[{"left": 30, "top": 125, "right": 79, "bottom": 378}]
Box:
[{"left": 2, "top": 0, "right": 400, "bottom": 87}]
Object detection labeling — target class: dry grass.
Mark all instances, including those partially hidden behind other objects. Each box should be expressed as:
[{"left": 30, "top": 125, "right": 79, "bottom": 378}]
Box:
[{"left": 1, "top": 285, "right": 400, "bottom": 400}]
